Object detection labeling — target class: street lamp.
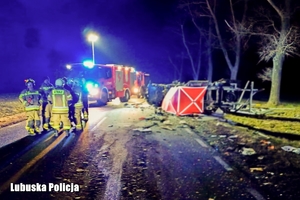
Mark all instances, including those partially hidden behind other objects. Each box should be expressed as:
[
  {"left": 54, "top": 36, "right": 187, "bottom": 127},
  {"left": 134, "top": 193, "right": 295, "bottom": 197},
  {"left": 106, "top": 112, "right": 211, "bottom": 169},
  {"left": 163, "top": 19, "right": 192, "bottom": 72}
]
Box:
[{"left": 87, "top": 33, "right": 99, "bottom": 64}]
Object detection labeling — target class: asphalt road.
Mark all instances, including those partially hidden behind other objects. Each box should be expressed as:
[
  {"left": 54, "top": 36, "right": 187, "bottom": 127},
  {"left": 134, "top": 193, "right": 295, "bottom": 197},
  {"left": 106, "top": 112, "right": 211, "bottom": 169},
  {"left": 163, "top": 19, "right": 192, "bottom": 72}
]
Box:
[{"left": 0, "top": 98, "right": 266, "bottom": 200}]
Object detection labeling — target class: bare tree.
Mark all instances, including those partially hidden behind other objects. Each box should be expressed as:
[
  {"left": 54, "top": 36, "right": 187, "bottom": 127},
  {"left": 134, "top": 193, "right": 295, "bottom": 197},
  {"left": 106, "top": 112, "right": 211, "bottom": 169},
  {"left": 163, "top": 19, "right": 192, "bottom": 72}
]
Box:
[
  {"left": 176, "top": 0, "right": 210, "bottom": 80},
  {"left": 249, "top": 0, "right": 300, "bottom": 105},
  {"left": 263, "top": 0, "right": 300, "bottom": 105},
  {"left": 185, "top": 0, "right": 217, "bottom": 82},
  {"left": 163, "top": 18, "right": 186, "bottom": 81},
  {"left": 163, "top": 6, "right": 202, "bottom": 81},
  {"left": 168, "top": 51, "right": 184, "bottom": 81},
  {"left": 206, "top": 0, "right": 249, "bottom": 80}
]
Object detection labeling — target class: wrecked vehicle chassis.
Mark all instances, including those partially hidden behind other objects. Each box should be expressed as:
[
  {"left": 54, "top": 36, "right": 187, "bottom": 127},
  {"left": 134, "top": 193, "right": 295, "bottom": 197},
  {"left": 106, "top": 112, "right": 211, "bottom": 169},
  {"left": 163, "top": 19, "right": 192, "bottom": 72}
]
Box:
[{"left": 146, "top": 79, "right": 262, "bottom": 115}]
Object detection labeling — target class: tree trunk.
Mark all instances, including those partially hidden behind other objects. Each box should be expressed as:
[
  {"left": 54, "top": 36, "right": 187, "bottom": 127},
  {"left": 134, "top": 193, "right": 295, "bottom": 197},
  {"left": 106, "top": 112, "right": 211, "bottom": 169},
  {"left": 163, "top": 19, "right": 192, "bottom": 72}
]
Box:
[
  {"left": 181, "top": 25, "right": 197, "bottom": 79},
  {"left": 230, "top": 67, "right": 238, "bottom": 80},
  {"left": 207, "top": 18, "right": 213, "bottom": 82},
  {"left": 268, "top": 52, "right": 284, "bottom": 105},
  {"left": 207, "top": 50, "right": 213, "bottom": 81},
  {"left": 265, "top": 0, "right": 290, "bottom": 105}
]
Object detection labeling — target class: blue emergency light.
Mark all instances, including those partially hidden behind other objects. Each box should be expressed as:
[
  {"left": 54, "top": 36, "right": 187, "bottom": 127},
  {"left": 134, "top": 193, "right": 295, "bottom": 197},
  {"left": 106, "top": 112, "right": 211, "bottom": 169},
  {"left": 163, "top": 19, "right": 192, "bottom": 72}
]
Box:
[
  {"left": 83, "top": 60, "right": 94, "bottom": 69},
  {"left": 85, "top": 81, "right": 94, "bottom": 91}
]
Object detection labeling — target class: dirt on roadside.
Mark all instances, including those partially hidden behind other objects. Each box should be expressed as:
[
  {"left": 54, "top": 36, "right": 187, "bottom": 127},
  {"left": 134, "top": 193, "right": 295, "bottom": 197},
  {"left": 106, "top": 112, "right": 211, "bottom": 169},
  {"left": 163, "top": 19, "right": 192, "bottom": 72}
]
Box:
[{"left": 181, "top": 112, "right": 300, "bottom": 199}]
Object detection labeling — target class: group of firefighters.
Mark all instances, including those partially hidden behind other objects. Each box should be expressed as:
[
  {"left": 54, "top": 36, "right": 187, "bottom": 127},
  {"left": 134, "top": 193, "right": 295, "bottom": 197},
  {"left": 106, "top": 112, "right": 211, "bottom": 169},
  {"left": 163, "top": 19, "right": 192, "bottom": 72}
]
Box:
[{"left": 18, "top": 76, "right": 89, "bottom": 136}]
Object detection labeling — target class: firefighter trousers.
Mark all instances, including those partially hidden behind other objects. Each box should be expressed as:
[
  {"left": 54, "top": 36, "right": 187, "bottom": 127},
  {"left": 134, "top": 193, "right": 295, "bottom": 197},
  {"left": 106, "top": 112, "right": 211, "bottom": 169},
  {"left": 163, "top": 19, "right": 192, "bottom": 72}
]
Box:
[
  {"left": 82, "top": 100, "right": 89, "bottom": 120},
  {"left": 25, "top": 109, "right": 41, "bottom": 131},
  {"left": 41, "top": 102, "right": 52, "bottom": 129},
  {"left": 74, "top": 106, "right": 83, "bottom": 130},
  {"left": 51, "top": 112, "right": 71, "bottom": 131},
  {"left": 69, "top": 104, "right": 75, "bottom": 123}
]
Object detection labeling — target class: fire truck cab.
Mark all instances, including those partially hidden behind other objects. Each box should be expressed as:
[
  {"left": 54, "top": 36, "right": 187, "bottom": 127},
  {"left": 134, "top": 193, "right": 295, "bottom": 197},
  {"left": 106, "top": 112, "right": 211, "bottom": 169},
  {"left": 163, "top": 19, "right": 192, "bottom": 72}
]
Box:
[
  {"left": 131, "top": 71, "right": 150, "bottom": 98},
  {"left": 66, "top": 63, "right": 149, "bottom": 105}
]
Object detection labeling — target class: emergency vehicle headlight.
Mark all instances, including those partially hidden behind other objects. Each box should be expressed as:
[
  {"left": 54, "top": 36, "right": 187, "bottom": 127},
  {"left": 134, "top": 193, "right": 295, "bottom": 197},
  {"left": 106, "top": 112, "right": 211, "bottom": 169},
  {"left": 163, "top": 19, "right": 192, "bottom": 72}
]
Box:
[
  {"left": 133, "top": 87, "right": 139, "bottom": 94},
  {"left": 89, "top": 88, "right": 99, "bottom": 96},
  {"left": 86, "top": 82, "right": 94, "bottom": 91},
  {"left": 83, "top": 60, "right": 94, "bottom": 68}
]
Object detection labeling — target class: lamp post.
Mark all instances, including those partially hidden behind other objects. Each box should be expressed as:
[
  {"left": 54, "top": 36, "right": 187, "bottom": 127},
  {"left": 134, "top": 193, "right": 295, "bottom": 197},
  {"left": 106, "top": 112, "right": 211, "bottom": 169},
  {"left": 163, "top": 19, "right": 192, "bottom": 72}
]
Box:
[{"left": 87, "top": 33, "right": 99, "bottom": 64}]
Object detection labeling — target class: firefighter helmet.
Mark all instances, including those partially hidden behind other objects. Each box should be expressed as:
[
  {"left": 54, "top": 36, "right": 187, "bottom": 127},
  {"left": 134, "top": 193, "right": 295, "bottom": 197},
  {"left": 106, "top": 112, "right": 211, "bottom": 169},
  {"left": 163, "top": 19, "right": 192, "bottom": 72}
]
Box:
[
  {"left": 55, "top": 78, "right": 64, "bottom": 87},
  {"left": 24, "top": 78, "right": 35, "bottom": 86}
]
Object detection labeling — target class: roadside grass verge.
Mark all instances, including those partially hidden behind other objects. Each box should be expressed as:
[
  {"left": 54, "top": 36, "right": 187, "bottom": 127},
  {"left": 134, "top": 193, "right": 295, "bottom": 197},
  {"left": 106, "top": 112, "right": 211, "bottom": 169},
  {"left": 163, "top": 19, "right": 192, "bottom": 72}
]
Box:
[
  {"left": 225, "top": 99, "right": 300, "bottom": 137},
  {"left": 0, "top": 93, "right": 26, "bottom": 128},
  {"left": 0, "top": 93, "right": 24, "bottom": 118}
]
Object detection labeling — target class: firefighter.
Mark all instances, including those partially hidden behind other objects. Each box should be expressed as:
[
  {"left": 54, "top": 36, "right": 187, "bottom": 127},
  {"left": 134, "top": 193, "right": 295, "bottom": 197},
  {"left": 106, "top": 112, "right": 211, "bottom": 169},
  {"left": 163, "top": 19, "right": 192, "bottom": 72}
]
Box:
[
  {"left": 48, "top": 78, "right": 73, "bottom": 136},
  {"left": 39, "top": 76, "right": 54, "bottom": 131},
  {"left": 72, "top": 78, "right": 84, "bottom": 131},
  {"left": 62, "top": 77, "right": 76, "bottom": 126},
  {"left": 19, "top": 78, "right": 42, "bottom": 135},
  {"left": 81, "top": 77, "right": 89, "bottom": 121}
]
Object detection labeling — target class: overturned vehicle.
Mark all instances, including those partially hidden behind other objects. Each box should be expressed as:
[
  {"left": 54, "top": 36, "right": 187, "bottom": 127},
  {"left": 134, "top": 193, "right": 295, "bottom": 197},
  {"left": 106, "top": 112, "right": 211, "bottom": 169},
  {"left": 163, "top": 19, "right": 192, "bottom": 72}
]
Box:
[{"left": 146, "top": 79, "right": 263, "bottom": 116}]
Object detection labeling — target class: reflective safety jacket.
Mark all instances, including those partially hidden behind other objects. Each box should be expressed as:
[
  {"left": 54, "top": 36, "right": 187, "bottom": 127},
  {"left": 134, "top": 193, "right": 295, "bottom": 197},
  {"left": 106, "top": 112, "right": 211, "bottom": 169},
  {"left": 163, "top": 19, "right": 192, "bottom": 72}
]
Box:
[
  {"left": 72, "top": 85, "right": 83, "bottom": 108},
  {"left": 39, "top": 82, "right": 54, "bottom": 102},
  {"left": 48, "top": 87, "right": 72, "bottom": 113},
  {"left": 19, "top": 89, "right": 42, "bottom": 111}
]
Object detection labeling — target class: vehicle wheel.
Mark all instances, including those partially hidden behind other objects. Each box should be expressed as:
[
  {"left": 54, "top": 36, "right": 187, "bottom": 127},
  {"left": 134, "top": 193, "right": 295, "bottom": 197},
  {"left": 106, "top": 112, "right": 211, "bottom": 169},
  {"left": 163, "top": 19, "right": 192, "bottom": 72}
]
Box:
[
  {"left": 139, "top": 86, "right": 146, "bottom": 98},
  {"left": 97, "top": 90, "right": 108, "bottom": 106},
  {"left": 225, "top": 92, "right": 236, "bottom": 102},
  {"left": 120, "top": 90, "right": 130, "bottom": 102}
]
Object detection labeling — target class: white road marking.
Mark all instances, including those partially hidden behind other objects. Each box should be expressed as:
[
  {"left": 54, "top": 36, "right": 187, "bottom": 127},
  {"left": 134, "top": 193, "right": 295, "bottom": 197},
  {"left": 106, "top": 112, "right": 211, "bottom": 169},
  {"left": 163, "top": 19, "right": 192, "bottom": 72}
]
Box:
[
  {"left": 247, "top": 188, "right": 266, "bottom": 200},
  {"left": 185, "top": 123, "right": 263, "bottom": 199},
  {"left": 185, "top": 128, "right": 209, "bottom": 148},
  {"left": 194, "top": 138, "right": 209, "bottom": 148},
  {"left": 213, "top": 156, "right": 233, "bottom": 171},
  {"left": 91, "top": 117, "right": 107, "bottom": 132}
]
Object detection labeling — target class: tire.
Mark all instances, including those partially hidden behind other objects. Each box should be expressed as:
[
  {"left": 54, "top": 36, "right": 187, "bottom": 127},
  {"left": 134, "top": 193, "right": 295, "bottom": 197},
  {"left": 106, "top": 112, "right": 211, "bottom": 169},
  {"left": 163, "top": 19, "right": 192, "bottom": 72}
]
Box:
[
  {"left": 138, "top": 86, "right": 146, "bottom": 98},
  {"left": 97, "top": 90, "right": 108, "bottom": 106},
  {"left": 120, "top": 90, "right": 130, "bottom": 102}
]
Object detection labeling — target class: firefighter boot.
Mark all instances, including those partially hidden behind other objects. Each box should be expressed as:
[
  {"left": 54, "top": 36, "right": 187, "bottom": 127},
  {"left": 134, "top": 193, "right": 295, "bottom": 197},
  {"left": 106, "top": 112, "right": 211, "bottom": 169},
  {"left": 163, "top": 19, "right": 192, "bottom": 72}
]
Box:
[
  {"left": 54, "top": 129, "right": 59, "bottom": 137},
  {"left": 76, "top": 124, "right": 83, "bottom": 131},
  {"left": 70, "top": 126, "right": 76, "bottom": 133},
  {"left": 83, "top": 113, "right": 89, "bottom": 121},
  {"left": 28, "top": 128, "right": 36, "bottom": 136},
  {"left": 35, "top": 127, "right": 41, "bottom": 134},
  {"left": 25, "top": 126, "right": 30, "bottom": 132},
  {"left": 43, "top": 123, "right": 49, "bottom": 131},
  {"left": 65, "top": 130, "right": 69, "bottom": 137}
]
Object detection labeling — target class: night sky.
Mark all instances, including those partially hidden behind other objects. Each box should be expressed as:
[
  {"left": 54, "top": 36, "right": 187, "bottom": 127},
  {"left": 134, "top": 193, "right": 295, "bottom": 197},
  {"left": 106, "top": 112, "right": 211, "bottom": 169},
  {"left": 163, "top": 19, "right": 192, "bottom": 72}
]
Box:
[{"left": 0, "top": 0, "right": 175, "bottom": 92}]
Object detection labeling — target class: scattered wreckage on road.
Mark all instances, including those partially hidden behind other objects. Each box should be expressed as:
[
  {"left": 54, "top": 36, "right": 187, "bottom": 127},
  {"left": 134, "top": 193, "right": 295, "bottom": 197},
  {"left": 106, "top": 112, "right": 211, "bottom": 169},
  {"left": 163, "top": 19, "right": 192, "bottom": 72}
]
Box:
[{"left": 146, "top": 79, "right": 265, "bottom": 116}]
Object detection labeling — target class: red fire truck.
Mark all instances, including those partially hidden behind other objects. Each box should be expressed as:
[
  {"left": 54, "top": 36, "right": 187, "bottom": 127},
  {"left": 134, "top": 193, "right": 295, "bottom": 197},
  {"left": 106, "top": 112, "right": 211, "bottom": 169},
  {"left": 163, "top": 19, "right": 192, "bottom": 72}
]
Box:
[{"left": 66, "top": 62, "right": 149, "bottom": 105}]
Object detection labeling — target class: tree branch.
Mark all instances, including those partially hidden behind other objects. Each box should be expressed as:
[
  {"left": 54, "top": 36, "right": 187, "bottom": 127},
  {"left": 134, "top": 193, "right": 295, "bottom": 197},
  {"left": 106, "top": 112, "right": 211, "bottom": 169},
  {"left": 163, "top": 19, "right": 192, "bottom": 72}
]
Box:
[{"left": 266, "top": 0, "right": 284, "bottom": 19}]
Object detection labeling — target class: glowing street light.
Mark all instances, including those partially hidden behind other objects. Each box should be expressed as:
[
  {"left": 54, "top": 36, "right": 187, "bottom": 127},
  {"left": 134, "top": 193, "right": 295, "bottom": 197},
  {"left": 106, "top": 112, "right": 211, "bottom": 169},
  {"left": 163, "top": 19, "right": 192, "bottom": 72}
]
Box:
[
  {"left": 87, "top": 33, "right": 99, "bottom": 65},
  {"left": 66, "top": 64, "right": 72, "bottom": 70}
]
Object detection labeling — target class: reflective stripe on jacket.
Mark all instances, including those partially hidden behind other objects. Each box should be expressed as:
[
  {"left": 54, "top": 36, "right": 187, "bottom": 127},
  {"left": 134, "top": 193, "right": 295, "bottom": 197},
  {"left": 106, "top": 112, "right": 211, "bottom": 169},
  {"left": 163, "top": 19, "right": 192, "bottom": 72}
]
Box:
[
  {"left": 72, "top": 85, "right": 83, "bottom": 107},
  {"left": 49, "top": 88, "right": 72, "bottom": 113},
  {"left": 19, "top": 89, "right": 42, "bottom": 111},
  {"left": 40, "top": 83, "right": 54, "bottom": 101}
]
